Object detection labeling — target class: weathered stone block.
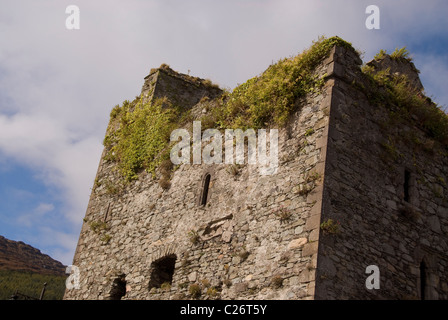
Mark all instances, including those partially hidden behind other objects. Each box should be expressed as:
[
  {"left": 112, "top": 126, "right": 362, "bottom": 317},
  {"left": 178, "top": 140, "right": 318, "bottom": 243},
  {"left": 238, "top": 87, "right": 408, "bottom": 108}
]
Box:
[
  {"left": 302, "top": 242, "right": 319, "bottom": 257},
  {"left": 287, "top": 238, "right": 308, "bottom": 250}
]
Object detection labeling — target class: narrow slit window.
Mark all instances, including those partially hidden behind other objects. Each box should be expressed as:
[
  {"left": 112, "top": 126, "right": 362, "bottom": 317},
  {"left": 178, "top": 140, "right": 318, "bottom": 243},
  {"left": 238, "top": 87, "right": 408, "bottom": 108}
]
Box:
[
  {"left": 404, "top": 169, "right": 411, "bottom": 202},
  {"left": 103, "top": 202, "right": 111, "bottom": 222},
  {"left": 201, "top": 174, "right": 211, "bottom": 206},
  {"left": 420, "top": 260, "right": 427, "bottom": 300}
]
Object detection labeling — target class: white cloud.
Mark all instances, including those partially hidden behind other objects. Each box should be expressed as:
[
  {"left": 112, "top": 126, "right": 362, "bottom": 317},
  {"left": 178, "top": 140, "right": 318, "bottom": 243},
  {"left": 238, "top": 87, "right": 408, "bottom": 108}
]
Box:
[
  {"left": 29, "top": 226, "right": 80, "bottom": 265},
  {"left": 16, "top": 202, "right": 54, "bottom": 228},
  {"left": 35, "top": 203, "right": 55, "bottom": 215},
  {"left": 0, "top": 111, "right": 102, "bottom": 237}
]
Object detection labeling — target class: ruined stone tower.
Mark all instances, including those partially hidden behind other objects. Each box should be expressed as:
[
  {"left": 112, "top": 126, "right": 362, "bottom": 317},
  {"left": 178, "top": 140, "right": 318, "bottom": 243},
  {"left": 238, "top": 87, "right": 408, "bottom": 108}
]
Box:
[{"left": 64, "top": 37, "right": 448, "bottom": 300}]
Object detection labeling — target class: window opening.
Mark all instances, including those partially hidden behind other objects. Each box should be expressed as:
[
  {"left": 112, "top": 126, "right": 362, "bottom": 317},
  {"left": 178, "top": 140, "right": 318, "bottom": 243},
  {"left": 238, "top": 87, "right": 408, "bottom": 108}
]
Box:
[
  {"left": 110, "top": 274, "right": 126, "bottom": 300},
  {"left": 404, "top": 169, "right": 411, "bottom": 202},
  {"left": 201, "top": 174, "right": 211, "bottom": 206},
  {"left": 420, "top": 260, "right": 427, "bottom": 300},
  {"left": 148, "top": 254, "right": 177, "bottom": 290}
]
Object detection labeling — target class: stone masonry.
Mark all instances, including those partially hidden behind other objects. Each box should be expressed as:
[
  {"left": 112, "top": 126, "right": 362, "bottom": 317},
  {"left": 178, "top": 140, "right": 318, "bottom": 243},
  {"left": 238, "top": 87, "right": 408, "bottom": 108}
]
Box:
[{"left": 64, "top": 41, "right": 448, "bottom": 300}]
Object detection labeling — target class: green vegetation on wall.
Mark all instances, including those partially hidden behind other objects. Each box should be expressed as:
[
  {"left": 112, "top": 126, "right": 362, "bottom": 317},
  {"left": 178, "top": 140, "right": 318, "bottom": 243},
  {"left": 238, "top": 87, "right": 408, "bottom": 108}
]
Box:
[
  {"left": 104, "top": 97, "right": 179, "bottom": 181},
  {"left": 215, "top": 36, "right": 354, "bottom": 129},
  {"left": 103, "top": 37, "right": 447, "bottom": 183},
  {"left": 362, "top": 52, "right": 448, "bottom": 145},
  {"left": 103, "top": 36, "right": 354, "bottom": 181},
  {"left": 374, "top": 47, "right": 413, "bottom": 62}
]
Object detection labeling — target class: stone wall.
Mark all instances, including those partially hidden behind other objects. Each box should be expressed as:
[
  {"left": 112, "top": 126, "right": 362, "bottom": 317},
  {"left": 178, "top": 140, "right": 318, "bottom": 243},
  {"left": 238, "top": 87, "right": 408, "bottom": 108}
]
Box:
[
  {"left": 315, "top": 46, "right": 448, "bottom": 299},
  {"left": 65, "top": 43, "right": 448, "bottom": 300},
  {"left": 141, "top": 66, "right": 222, "bottom": 109},
  {"left": 65, "top": 53, "right": 333, "bottom": 300}
]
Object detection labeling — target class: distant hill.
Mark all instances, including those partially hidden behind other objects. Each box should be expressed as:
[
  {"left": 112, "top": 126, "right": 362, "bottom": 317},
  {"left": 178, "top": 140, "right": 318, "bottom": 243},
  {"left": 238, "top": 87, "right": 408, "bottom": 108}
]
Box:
[
  {"left": 0, "top": 235, "right": 66, "bottom": 276},
  {"left": 0, "top": 235, "right": 67, "bottom": 300}
]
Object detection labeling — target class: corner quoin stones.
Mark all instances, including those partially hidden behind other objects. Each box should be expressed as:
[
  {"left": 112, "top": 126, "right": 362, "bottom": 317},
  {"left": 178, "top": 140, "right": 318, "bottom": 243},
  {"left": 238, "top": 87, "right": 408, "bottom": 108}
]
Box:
[{"left": 64, "top": 41, "right": 448, "bottom": 300}]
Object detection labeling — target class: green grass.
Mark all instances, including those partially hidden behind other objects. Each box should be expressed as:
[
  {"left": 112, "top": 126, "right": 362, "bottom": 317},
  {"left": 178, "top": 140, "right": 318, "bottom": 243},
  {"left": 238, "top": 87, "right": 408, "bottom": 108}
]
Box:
[
  {"left": 0, "top": 269, "right": 66, "bottom": 300},
  {"left": 374, "top": 47, "right": 413, "bottom": 62},
  {"left": 390, "top": 47, "right": 412, "bottom": 62}
]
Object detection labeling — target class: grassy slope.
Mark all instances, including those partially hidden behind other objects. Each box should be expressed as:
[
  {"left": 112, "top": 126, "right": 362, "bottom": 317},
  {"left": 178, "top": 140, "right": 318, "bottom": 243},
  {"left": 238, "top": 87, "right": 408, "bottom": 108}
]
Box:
[{"left": 0, "top": 269, "right": 66, "bottom": 300}]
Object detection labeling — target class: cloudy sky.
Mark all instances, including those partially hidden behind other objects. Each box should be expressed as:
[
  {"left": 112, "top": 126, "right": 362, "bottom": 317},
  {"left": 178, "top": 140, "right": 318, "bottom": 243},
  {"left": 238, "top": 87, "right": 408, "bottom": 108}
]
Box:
[{"left": 0, "top": 0, "right": 447, "bottom": 265}]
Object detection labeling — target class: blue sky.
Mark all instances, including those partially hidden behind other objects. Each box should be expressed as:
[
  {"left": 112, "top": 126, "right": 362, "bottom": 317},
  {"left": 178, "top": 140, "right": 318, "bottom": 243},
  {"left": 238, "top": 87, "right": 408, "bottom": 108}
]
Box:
[{"left": 0, "top": 0, "right": 447, "bottom": 265}]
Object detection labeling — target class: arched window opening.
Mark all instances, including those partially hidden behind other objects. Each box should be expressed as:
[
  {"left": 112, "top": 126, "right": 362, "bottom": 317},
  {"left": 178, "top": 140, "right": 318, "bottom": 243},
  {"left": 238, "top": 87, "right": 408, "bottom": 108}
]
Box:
[
  {"left": 420, "top": 260, "right": 427, "bottom": 300},
  {"left": 110, "top": 274, "right": 126, "bottom": 300},
  {"left": 201, "top": 174, "right": 211, "bottom": 206},
  {"left": 148, "top": 254, "right": 177, "bottom": 290}
]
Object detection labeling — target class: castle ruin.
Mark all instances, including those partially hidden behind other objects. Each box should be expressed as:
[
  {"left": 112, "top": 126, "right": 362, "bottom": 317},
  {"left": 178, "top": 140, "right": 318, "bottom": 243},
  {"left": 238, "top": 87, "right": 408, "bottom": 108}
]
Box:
[{"left": 64, "top": 37, "right": 448, "bottom": 300}]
